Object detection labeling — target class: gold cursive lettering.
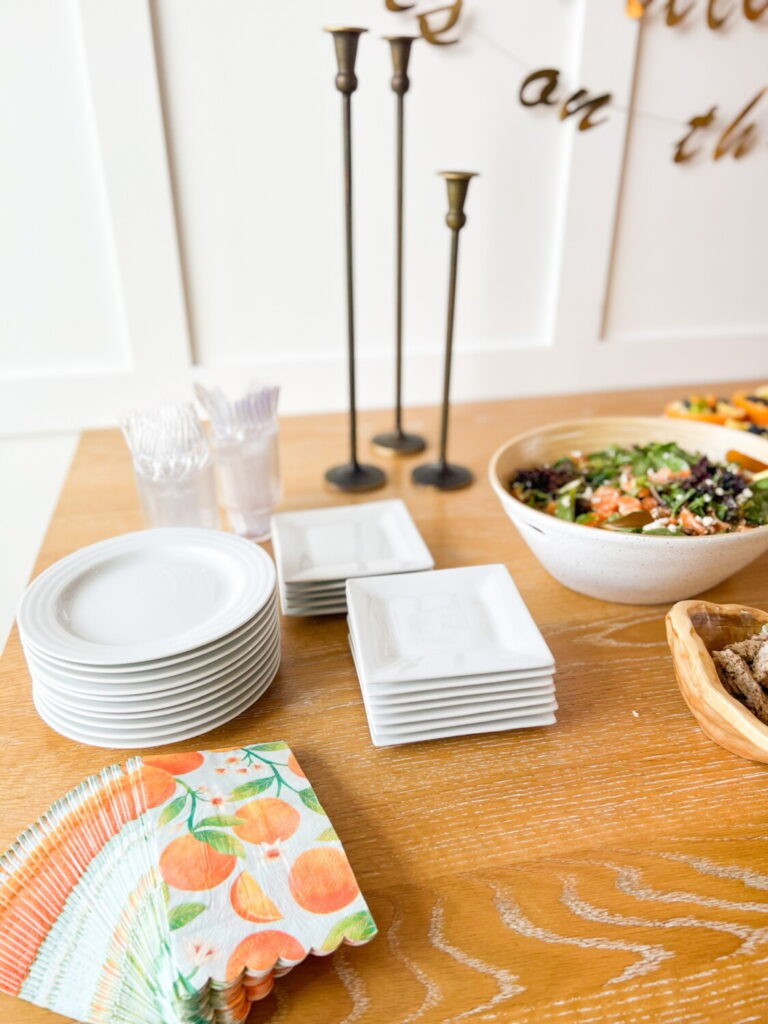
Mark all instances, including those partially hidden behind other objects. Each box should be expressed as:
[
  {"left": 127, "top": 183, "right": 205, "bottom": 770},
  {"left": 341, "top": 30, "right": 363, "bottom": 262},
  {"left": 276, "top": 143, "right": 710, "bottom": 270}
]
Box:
[
  {"left": 665, "top": 0, "right": 695, "bottom": 24},
  {"left": 714, "top": 88, "right": 766, "bottom": 159},
  {"left": 628, "top": 0, "right": 767, "bottom": 23},
  {"left": 743, "top": 0, "right": 768, "bottom": 17},
  {"left": 560, "top": 89, "right": 613, "bottom": 131},
  {"left": 673, "top": 107, "right": 718, "bottom": 162},
  {"left": 707, "top": 0, "right": 734, "bottom": 26},
  {"left": 519, "top": 68, "right": 560, "bottom": 108},
  {"left": 417, "top": 0, "right": 462, "bottom": 45},
  {"left": 385, "top": 0, "right": 416, "bottom": 9}
]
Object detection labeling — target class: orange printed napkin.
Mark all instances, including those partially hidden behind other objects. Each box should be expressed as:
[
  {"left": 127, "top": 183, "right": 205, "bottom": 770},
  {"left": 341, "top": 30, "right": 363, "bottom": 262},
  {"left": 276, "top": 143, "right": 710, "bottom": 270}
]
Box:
[{"left": 0, "top": 742, "right": 376, "bottom": 1024}]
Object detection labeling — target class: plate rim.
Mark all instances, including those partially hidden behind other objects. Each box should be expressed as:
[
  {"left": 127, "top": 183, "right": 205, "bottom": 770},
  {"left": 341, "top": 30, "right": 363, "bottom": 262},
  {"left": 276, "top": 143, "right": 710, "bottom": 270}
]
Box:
[{"left": 19, "top": 529, "right": 276, "bottom": 665}]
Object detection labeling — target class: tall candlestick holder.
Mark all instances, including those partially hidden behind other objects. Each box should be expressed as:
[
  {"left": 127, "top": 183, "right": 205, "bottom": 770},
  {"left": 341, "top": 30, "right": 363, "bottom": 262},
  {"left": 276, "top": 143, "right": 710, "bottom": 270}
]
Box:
[
  {"left": 324, "top": 27, "right": 387, "bottom": 493},
  {"left": 372, "top": 36, "right": 426, "bottom": 458},
  {"left": 412, "top": 171, "right": 478, "bottom": 491}
]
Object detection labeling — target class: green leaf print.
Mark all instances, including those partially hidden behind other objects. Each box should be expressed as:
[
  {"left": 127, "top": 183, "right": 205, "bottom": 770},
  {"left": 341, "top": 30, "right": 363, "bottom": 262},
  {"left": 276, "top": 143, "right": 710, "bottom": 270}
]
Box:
[
  {"left": 195, "top": 830, "right": 246, "bottom": 859},
  {"left": 158, "top": 795, "right": 187, "bottom": 827},
  {"left": 321, "top": 911, "right": 377, "bottom": 951},
  {"left": 168, "top": 903, "right": 206, "bottom": 931},
  {"left": 194, "top": 815, "right": 246, "bottom": 829},
  {"left": 316, "top": 827, "right": 339, "bottom": 842},
  {"left": 230, "top": 777, "right": 274, "bottom": 800},
  {"left": 246, "top": 741, "right": 288, "bottom": 751},
  {"left": 298, "top": 787, "right": 325, "bottom": 815}
]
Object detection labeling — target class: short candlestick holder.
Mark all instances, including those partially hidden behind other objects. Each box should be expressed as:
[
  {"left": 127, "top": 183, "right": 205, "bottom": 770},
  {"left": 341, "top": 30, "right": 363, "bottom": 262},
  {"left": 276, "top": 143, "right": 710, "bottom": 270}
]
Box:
[
  {"left": 372, "top": 36, "right": 426, "bottom": 459},
  {"left": 412, "top": 171, "right": 478, "bottom": 491},
  {"left": 324, "top": 26, "right": 386, "bottom": 493}
]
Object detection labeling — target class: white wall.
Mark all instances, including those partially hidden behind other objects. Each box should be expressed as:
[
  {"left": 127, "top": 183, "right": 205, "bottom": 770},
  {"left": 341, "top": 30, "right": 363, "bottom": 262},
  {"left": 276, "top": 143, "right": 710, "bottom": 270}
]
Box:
[{"left": 0, "top": 0, "right": 766, "bottom": 435}]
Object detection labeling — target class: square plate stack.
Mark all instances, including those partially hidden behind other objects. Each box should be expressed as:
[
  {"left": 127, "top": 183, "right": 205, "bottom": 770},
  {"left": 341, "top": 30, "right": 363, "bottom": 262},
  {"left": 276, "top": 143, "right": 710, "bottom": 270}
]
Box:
[
  {"left": 17, "top": 528, "right": 281, "bottom": 749},
  {"left": 346, "top": 564, "right": 556, "bottom": 746},
  {"left": 271, "top": 500, "right": 433, "bottom": 617}
]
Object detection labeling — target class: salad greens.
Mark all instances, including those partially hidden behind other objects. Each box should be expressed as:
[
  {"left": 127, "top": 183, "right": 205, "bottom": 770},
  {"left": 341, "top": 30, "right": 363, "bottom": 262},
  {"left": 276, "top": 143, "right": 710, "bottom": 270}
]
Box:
[{"left": 509, "top": 441, "right": 768, "bottom": 535}]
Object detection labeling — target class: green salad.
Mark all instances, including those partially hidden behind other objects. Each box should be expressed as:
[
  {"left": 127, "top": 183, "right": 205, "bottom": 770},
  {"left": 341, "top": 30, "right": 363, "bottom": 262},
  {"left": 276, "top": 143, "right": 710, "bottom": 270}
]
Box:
[{"left": 508, "top": 441, "right": 768, "bottom": 535}]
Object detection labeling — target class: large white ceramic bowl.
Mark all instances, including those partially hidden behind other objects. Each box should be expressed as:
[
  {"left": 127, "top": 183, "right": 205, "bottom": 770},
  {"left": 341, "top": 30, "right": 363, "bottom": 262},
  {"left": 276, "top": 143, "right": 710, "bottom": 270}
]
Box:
[{"left": 489, "top": 417, "right": 768, "bottom": 605}]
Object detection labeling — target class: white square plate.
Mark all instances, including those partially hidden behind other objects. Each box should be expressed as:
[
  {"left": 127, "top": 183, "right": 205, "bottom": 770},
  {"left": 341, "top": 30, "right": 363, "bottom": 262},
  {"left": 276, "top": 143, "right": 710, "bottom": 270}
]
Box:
[
  {"left": 272, "top": 500, "right": 433, "bottom": 584},
  {"left": 348, "top": 633, "right": 555, "bottom": 703},
  {"left": 368, "top": 710, "right": 556, "bottom": 747},
  {"left": 370, "top": 693, "right": 558, "bottom": 728},
  {"left": 346, "top": 565, "right": 554, "bottom": 684}
]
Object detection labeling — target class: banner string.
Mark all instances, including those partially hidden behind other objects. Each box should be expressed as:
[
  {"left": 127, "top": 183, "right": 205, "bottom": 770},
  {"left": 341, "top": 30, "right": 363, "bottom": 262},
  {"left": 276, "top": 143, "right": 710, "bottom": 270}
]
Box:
[{"left": 472, "top": 27, "right": 702, "bottom": 132}]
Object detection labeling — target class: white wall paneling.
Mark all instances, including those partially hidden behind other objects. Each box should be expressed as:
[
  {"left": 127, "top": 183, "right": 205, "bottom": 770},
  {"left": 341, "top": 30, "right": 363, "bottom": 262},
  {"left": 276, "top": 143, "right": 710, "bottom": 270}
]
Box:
[
  {"left": 0, "top": 0, "right": 192, "bottom": 435},
  {"left": 0, "top": 1, "right": 766, "bottom": 436}
]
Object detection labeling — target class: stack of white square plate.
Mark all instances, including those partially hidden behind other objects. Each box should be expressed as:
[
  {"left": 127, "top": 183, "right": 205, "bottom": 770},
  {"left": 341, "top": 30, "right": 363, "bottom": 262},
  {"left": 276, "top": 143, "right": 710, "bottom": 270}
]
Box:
[
  {"left": 271, "top": 500, "right": 433, "bottom": 617},
  {"left": 346, "top": 564, "right": 556, "bottom": 746},
  {"left": 17, "top": 528, "right": 280, "bottom": 749}
]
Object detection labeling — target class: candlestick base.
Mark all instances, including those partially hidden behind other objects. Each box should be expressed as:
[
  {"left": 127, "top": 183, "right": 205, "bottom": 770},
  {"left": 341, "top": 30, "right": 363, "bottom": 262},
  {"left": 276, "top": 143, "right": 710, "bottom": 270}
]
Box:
[
  {"left": 412, "top": 461, "right": 473, "bottom": 491},
  {"left": 371, "top": 430, "right": 426, "bottom": 457},
  {"left": 325, "top": 461, "right": 387, "bottom": 493}
]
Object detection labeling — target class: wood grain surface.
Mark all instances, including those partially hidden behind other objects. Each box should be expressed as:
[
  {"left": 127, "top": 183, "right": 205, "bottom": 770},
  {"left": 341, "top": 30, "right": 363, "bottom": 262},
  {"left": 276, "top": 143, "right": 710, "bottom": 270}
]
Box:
[{"left": 2, "top": 381, "right": 768, "bottom": 1024}]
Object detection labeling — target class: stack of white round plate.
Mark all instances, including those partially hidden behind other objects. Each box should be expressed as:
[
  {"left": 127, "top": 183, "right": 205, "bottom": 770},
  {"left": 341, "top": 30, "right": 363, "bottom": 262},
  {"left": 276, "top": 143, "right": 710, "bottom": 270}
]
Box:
[{"left": 18, "top": 529, "right": 280, "bottom": 749}]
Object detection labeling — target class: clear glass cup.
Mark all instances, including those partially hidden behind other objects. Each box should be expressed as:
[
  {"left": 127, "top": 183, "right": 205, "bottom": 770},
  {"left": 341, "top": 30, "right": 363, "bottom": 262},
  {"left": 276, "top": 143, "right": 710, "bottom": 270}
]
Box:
[
  {"left": 122, "top": 403, "right": 221, "bottom": 531},
  {"left": 133, "top": 458, "right": 220, "bottom": 530},
  {"left": 195, "top": 382, "right": 281, "bottom": 540},
  {"left": 212, "top": 427, "right": 281, "bottom": 541}
]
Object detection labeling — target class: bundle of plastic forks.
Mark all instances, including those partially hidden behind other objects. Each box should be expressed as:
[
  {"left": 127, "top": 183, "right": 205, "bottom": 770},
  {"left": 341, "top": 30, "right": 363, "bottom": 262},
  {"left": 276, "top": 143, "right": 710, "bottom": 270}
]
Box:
[
  {"left": 195, "top": 383, "right": 281, "bottom": 540},
  {"left": 121, "top": 404, "right": 220, "bottom": 530}
]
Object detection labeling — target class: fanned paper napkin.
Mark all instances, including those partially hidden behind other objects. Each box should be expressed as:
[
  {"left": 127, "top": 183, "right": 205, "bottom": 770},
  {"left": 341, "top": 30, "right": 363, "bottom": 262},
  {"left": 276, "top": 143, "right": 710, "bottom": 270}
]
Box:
[{"left": 0, "top": 743, "right": 376, "bottom": 1024}]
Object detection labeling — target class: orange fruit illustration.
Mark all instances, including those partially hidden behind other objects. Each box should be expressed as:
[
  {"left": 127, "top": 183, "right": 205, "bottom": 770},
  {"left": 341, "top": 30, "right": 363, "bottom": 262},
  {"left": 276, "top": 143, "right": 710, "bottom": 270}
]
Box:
[
  {"left": 160, "top": 833, "right": 236, "bottom": 891},
  {"left": 244, "top": 974, "right": 276, "bottom": 1001},
  {"left": 137, "top": 765, "right": 178, "bottom": 809},
  {"left": 142, "top": 752, "right": 205, "bottom": 775},
  {"left": 287, "top": 753, "right": 306, "bottom": 778},
  {"left": 233, "top": 797, "right": 300, "bottom": 846},
  {"left": 288, "top": 847, "right": 359, "bottom": 914},
  {"left": 231, "top": 871, "right": 283, "bottom": 922},
  {"left": 226, "top": 931, "right": 306, "bottom": 980}
]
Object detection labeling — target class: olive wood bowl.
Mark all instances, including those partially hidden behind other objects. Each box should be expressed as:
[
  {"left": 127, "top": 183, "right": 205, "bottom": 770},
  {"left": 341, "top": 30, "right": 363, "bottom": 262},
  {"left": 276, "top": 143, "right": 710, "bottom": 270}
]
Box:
[{"left": 666, "top": 599, "right": 768, "bottom": 763}]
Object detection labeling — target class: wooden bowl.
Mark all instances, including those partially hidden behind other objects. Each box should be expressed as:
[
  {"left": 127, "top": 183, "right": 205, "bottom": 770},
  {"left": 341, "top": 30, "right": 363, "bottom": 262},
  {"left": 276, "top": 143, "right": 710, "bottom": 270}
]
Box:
[{"left": 666, "top": 600, "right": 768, "bottom": 763}]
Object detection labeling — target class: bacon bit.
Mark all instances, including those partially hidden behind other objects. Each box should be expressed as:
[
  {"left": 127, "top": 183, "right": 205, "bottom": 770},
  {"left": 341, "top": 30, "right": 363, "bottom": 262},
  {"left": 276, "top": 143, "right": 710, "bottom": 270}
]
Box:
[
  {"left": 636, "top": 486, "right": 651, "bottom": 498},
  {"left": 617, "top": 496, "right": 642, "bottom": 516},
  {"left": 648, "top": 466, "right": 692, "bottom": 485},
  {"left": 591, "top": 486, "right": 622, "bottom": 517},
  {"left": 680, "top": 507, "right": 708, "bottom": 535},
  {"left": 619, "top": 467, "right": 636, "bottom": 493},
  {"left": 640, "top": 495, "right": 660, "bottom": 512}
]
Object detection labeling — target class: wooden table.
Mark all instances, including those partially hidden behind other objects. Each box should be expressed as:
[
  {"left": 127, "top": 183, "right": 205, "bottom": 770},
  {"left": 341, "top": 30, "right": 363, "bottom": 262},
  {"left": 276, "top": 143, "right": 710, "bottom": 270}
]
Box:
[{"left": 3, "top": 381, "right": 768, "bottom": 1024}]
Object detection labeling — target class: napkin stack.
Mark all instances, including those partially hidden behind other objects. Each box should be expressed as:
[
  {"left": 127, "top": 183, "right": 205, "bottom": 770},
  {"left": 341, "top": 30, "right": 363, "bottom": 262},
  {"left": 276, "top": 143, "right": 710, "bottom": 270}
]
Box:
[{"left": 0, "top": 744, "right": 376, "bottom": 1023}]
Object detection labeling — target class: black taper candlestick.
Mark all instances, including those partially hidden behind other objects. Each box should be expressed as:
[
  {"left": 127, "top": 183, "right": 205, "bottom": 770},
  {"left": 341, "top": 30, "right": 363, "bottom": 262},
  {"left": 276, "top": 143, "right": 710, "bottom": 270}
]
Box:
[
  {"left": 324, "top": 27, "right": 387, "bottom": 493},
  {"left": 412, "top": 171, "right": 478, "bottom": 491},
  {"left": 372, "top": 36, "right": 426, "bottom": 458}
]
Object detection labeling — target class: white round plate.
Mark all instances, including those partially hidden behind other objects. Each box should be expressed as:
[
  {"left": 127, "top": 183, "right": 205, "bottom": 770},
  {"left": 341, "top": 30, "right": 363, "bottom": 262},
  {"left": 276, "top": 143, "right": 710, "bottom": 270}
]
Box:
[
  {"left": 19, "top": 529, "right": 276, "bottom": 665},
  {"left": 33, "top": 638, "right": 281, "bottom": 726},
  {"left": 33, "top": 648, "right": 280, "bottom": 749},
  {"left": 21, "top": 591, "right": 277, "bottom": 676},
  {"left": 31, "top": 622, "right": 280, "bottom": 710},
  {"left": 23, "top": 605, "right": 279, "bottom": 693}
]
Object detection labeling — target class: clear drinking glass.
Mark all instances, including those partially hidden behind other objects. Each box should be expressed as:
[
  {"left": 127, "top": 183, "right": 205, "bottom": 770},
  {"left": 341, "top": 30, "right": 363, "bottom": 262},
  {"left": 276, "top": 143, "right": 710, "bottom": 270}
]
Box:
[
  {"left": 195, "top": 382, "right": 281, "bottom": 541},
  {"left": 121, "top": 403, "right": 220, "bottom": 530}
]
